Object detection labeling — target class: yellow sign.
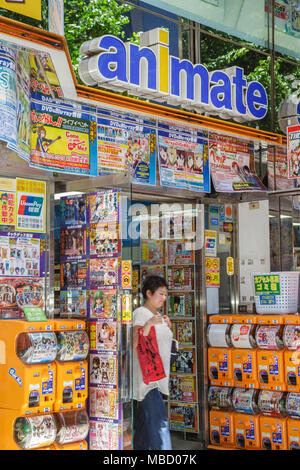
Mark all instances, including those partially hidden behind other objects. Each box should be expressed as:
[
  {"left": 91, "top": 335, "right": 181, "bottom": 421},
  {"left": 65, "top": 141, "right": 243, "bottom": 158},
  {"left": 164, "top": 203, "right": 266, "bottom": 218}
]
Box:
[
  {"left": 205, "top": 257, "right": 220, "bottom": 287},
  {"left": 122, "top": 294, "right": 132, "bottom": 324},
  {"left": 0, "top": 0, "right": 41, "bottom": 20},
  {"left": 0, "top": 178, "right": 15, "bottom": 192},
  {"left": 226, "top": 257, "right": 234, "bottom": 276},
  {"left": 121, "top": 260, "right": 132, "bottom": 289},
  {"left": 0, "top": 192, "right": 15, "bottom": 225}
]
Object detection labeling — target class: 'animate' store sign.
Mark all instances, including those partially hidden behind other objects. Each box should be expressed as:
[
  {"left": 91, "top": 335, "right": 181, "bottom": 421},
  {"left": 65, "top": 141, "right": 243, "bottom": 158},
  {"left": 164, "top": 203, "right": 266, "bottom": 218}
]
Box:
[{"left": 79, "top": 28, "right": 268, "bottom": 123}]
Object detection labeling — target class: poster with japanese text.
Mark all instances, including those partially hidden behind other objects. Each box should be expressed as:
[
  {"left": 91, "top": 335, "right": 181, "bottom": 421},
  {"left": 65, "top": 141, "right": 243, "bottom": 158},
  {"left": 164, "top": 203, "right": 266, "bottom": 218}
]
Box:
[
  {"left": 158, "top": 124, "right": 209, "bottom": 192},
  {"left": 287, "top": 124, "right": 300, "bottom": 178},
  {"left": 0, "top": 192, "right": 15, "bottom": 226},
  {"left": 97, "top": 113, "right": 156, "bottom": 185},
  {"left": 30, "top": 97, "right": 97, "bottom": 176},
  {"left": 16, "top": 178, "right": 46, "bottom": 233},
  {"left": 209, "top": 132, "right": 266, "bottom": 192}
]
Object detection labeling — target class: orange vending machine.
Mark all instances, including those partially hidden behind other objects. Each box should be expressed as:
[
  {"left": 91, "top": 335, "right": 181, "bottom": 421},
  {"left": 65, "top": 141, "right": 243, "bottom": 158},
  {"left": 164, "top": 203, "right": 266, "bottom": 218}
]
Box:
[
  {"left": 209, "top": 410, "right": 235, "bottom": 447},
  {"left": 52, "top": 319, "right": 89, "bottom": 412},
  {"left": 208, "top": 348, "right": 233, "bottom": 387},
  {"left": 231, "top": 349, "right": 259, "bottom": 389},
  {"left": 287, "top": 418, "right": 300, "bottom": 450},
  {"left": 0, "top": 319, "right": 57, "bottom": 414},
  {"left": 259, "top": 415, "right": 288, "bottom": 450},
  {"left": 233, "top": 413, "right": 261, "bottom": 449}
]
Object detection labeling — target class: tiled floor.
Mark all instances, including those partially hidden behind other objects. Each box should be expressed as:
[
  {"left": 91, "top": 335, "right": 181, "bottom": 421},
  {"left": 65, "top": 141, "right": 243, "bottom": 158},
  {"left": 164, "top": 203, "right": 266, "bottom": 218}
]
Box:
[{"left": 171, "top": 432, "right": 204, "bottom": 450}]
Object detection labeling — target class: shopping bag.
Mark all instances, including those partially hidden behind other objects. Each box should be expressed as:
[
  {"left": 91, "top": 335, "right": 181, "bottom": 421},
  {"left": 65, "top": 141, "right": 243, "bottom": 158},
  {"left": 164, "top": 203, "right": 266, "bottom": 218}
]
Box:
[{"left": 136, "top": 326, "right": 166, "bottom": 385}]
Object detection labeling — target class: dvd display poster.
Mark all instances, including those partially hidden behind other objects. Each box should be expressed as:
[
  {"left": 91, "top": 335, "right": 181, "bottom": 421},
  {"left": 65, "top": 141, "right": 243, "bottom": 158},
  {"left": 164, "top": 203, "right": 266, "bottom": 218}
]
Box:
[
  {"left": 140, "top": 215, "right": 199, "bottom": 434},
  {"left": 60, "top": 190, "right": 132, "bottom": 450}
]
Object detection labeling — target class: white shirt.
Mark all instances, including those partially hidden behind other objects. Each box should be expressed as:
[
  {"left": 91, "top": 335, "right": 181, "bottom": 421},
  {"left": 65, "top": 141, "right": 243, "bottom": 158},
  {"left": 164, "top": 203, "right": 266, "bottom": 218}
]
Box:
[{"left": 133, "top": 306, "right": 173, "bottom": 401}]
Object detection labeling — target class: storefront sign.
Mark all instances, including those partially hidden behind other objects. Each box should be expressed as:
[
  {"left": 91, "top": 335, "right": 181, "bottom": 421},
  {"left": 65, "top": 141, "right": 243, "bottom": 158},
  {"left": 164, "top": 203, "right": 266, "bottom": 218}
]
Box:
[{"left": 79, "top": 28, "right": 268, "bottom": 122}]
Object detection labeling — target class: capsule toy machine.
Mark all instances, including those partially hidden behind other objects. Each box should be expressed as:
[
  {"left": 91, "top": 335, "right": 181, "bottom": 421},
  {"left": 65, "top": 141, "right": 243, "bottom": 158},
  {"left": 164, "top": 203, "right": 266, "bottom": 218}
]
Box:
[
  {"left": 283, "top": 324, "right": 300, "bottom": 392},
  {"left": 229, "top": 323, "right": 258, "bottom": 389},
  {"left": 53, "top": 319, "right": 89, "bottom": 412},
  {"left": 255, "top": 324, "right": 286, "bottom": 391},
  {"left": 209, "top": 410, "right": 235, "bottom": 448},
  {"left": 52, "top": 409, "right": 89, "bottom": 450},
  {"left": 207, "top": 323, "right": 233, "bottom": 387},
  {"left": 259, "top": 415, "right": 288, "bottom": 450},
  {"left": 0, "top": 319, "right": 57, "bottom": 415},
  {"left": 0, "top": 408, "right": 57, "bottom": 450}
]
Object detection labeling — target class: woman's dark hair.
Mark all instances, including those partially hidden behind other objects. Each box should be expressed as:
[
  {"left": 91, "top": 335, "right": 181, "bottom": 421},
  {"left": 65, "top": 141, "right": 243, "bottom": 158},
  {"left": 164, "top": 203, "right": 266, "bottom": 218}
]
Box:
[{"left": 142, "top": 275, "right": 168, "bottom": 300}]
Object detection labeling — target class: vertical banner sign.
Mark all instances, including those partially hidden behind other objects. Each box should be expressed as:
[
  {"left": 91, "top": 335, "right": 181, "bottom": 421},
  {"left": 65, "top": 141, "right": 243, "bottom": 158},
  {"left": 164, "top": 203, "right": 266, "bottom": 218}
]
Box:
[
  {"left": 97, "top": 110, "right": 156, "bottom": 185},
  {"left": 16, "top": 178, "right": 46, "bottom": 233},
  {"left": 0, "top": 0, "right": 41, "bottom": 20},
  {"left": 0, "top": 42, "right": 18, "bottom": 150},
  {"left": 287, "top": 124, "right": 300, "bottom": 178},
  {"left": 205, "top": 257, "right": 220, "bottom": 287},
  {"left": 30, "top": 97, "right": 97, "bottom": 176},
  {"left": 158, "top": 123, "right": 209, "bottom": 192},
  {"left": 0, "top": 192, "right": 15, "bottom": 225}
]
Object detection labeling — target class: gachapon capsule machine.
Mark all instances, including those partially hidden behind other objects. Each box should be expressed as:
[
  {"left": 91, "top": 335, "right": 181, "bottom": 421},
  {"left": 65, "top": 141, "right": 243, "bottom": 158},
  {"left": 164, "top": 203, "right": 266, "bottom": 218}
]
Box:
[
  {"left": 283, "top": 324, "right": 300, "bottom": 392},
  {"left": 287, "top": 418, "right": 300, "bottom": 450},
  {"left": 230, "top": 323, "right": 259, "bottom": 389},
  {"left": 0, "top": 409, "right": 57, "bottom": 450},
  {"left": 207, "top": 323, "right": 233, "bottom": 387},
  {"left": 209, "top": 410, "right": 235, "bottom": 447},
  {"left": 53, "top": 319, "right": 89, "bottom": 411},
  {"left": 52, "top": 409, "right": 89, "bottom": 450},
  {"left": 0, "top": 319, "right": 57, "bottom": 415},
  {"left": 259, "top": 415, "right": 288, "bottom": 450}
]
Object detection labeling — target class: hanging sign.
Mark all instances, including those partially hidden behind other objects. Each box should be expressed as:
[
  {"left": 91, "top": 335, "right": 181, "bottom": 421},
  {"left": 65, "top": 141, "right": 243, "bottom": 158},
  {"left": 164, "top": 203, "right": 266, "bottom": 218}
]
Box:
[
  {"left": 287, "top": 124, "right": 300, "bottom": 178},
  {"left": 226, "top": 257, "right": 234, "bottom": 276},
  {"left": 79, "top": 28, "right": 268, "bottom": 122},
  {"left": 97, "top": 111, "right": 156, "bottom": 185},
  {"left": 30, "top": 98, "right": 98, "bottom": 176},
  {"left": 0, "top": 0, "right": 41, "bottom": 20},
  {"left": 158, "top": 123, "right": 209, "bottom": 192}
]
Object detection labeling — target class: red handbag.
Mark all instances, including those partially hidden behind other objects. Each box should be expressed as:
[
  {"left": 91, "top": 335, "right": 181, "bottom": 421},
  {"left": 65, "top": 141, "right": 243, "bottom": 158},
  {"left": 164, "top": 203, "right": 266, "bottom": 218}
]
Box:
[{"left": 136, "top": 326, "right": 166, "bottom": 385}]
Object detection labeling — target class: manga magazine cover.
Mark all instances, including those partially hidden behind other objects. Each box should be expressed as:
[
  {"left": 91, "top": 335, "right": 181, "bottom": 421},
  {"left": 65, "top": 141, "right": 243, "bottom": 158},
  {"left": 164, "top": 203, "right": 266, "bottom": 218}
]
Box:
[
  {"left": 89, "top": 289, "right": 119, "bottom": 319},
  {"left": 89, "top": 190, "right": 119, "bottom": 225},
  {"left": 61, "top": 227, "right": 87, "bottom": 258},
  {"left": 89, "top": 258, "right": 120, "bottom": 289},
  {"left": 89, "top": 387, "right": 119, "bottom": 420},
  {"left": 60, "top": 289, "right": 87, "bottom": 318},
  {"left": 60, "top": 194, "right": 87, "bottom": 227},
  {"left": 61, "top": 260, "right": 88, "bottom": 289},
  {"left": 167, "top": 266, "right": 194, "bottom": 290},
  {"left": 89, "top": 353, "right": 118, "bottom": 387},
  {"left": 95, "top": 320, "right": 117, "bottom": 352},
  {"left": 89, "top": 419, "right": 120, "bottom": 450},
  {"left": 141, "top": 240, "right": 165, "bottom": 265},
  {"left": 169, "top": 375, "right": 197, "bottom": 403},
  {"left": 173, "top": 320, "right": 195, "bottom": 346},
  {"left": 170, "top": 349, "right": 196, "bottom": 374},
  {"left": 167, "top": 292, "right": 194, "bottom": 317},
  {"left": 140, "top": 266, "right": 166, "bottom": 284},
  {"left": 89, "top": 223, "right": 120, "bottom": 258},
  {"left": 169, "top": 403, "right": 198, "bottom": 433},
  {"left": 167, "top": 240, "right": 194, "bottom": 265}
]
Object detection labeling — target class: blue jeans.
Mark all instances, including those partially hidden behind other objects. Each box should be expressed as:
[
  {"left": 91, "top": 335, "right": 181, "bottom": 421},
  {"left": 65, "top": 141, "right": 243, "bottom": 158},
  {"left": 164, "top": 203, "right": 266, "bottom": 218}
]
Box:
[{"left": 133, "top": 388, "right": 172, "bottom": 450}]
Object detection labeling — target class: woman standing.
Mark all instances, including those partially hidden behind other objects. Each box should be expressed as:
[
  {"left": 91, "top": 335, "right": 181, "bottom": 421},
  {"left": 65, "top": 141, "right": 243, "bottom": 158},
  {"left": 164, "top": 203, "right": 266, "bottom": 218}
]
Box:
[{"left": 132, "top": 275, "right": 173, "bottom": 450}]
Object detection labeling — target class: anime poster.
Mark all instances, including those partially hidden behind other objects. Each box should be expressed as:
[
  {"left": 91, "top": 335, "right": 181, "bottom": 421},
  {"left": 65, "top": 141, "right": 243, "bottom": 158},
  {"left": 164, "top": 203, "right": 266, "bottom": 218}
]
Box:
[
  {"left": 158, "top": 124, "right": 209, "bottom": 192},
  {"left": 89, "top": 419, "right": 121, "bottom": 450},
  {"left": 141, "top": 240, "right": 165, "bottom": 265},
  {"left": 60, "top": 289, "right": 87, "bottom": 318},
  {"left": 89, "top": 258, "right": 120, "bottom": 289},
  {"left": 167, "top": 292, "right": 194, "bottom": 317},
  {"left": 97, "top": 114, "right": 156, "bottom": 185},
  {"left": 91, "top": 320, "right": 117, "bottom": 352},
  {"left": 0, "top": 232, "right": 44, "bottom": 277},
  {"left": 60, "top": 195, "right": 87, "bottom": 227},
  {"left": 167, "top": 240, "right": 194, "bottom": 265},
  {"left": 0, "top": 277, "right": 44, "bottom": 319},
  {"left": 287, "top": 124, "right": 300, "bottom": 178},
  {"left": 140, "top": 266, "right": 166, "bottom": 284},
  {"left": 173, "top": 320, "right": 195, "bottom": 346},
  {"left": 89, "top": 387, "right": 119, "bottom": 420},
  {"left": 16, "top": 178, "right": 46, "bottom": 233},
  {"left": 167, "top": 266, "right": 194, "bottom": 291},
  {"left": 89, "top": 223, "right": 120, "bottom": 258},
  {"left": 169, "top": 375, "right": 197, "bottom": 403},
  {"left": 89, "top": 289, "right": 119, "bottom": 319},
  {"left": 89, "top": 190, "right": 119, "bottom": 225},
  {"left": 169, "top": 403, "right": 198, "bottom": 433},
  {"left": 209, "top": 132, "right": 266, "bottom": 192},
  {"left": 30, "top": 50, "right": 63, "bottom": 100},
  {"left": 61, "top": 227, "right": 87, "bottom": 258},
  {"left": 90, "top": 353, "right": 118, "bottom": 387},
  {"left": 30, "top": 97, "right": 97, "bottom": 176},
  {"left": 171, "top": 349, "right": 196, "bottom": 374},
  {"left": 61, "top": 259, "right": 87, "bottom": 289},
  {"left": 0, "top": 192, "right": 15, "bottom": 225}
]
